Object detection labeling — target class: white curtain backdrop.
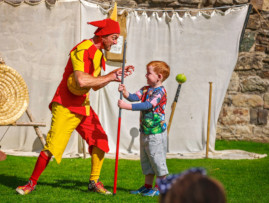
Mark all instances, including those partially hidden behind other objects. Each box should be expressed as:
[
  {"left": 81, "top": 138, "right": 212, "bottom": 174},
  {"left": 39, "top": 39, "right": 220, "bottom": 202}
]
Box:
[
  {"left": 0, "top": 0, "right": 81, "bottom": 156},
  {"left": 0, "top": 0, "right": 265, "bottom": 159}
]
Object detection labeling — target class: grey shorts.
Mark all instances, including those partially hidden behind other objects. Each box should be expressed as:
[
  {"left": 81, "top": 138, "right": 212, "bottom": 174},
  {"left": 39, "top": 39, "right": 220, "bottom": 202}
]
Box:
[{"left": 140, "top": 131, "right": 169, "bottom": 177}]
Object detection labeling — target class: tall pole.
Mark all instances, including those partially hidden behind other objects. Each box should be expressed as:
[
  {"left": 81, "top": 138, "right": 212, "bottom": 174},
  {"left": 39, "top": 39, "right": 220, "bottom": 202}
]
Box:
[
  {"left": 113, "top": 40, "right": 127, "bottom": 195},
  {"left": 206, "top": 82, "right": 213, "bottom": 158}
]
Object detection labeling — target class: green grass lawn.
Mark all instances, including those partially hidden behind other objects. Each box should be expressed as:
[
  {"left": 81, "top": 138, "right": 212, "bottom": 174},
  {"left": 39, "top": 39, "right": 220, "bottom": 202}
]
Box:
[{"left": 0, "top": 140, "right": 268, "bottom": 203}]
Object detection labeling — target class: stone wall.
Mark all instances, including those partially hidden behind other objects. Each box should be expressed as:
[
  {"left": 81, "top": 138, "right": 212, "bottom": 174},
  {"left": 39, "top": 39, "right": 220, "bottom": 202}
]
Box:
[
  {"left": 220, "top": 2, "right": 269, "bottom": 142},
  {"left": 95, "top": 0, "right": 269, "bottom": 142}
]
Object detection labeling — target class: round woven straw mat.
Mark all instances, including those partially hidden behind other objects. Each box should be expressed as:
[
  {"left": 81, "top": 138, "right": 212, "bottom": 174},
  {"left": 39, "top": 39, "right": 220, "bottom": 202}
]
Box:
[{"left": 0, "top": 64, "right": 29, "bottom": 125}]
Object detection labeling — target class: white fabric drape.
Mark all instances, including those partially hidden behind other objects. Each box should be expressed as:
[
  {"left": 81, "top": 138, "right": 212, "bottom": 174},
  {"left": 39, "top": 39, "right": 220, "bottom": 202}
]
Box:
[
  {"left": 0, "top": 0, "right": 81, "bottom": 155},
  {"left": 1, "top": 1, "right": 265, "bottom": 159}
]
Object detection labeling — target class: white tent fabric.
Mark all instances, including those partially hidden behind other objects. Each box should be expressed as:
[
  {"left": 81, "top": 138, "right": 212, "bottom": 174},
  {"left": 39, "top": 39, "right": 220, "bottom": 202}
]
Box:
[
  {"left": 0, "top": 0, "right": 266, "bottom": 159},
  {"left": 0, "top": 0, "right": 81, "bottom": 156}
]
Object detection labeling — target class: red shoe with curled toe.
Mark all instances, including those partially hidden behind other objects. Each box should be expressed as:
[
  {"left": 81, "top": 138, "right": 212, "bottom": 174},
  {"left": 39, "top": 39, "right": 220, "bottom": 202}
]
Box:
[
  {"left": 88, "top": 180, "right": 112, "bottom": 195},
  {"left": 16, "top": 180, "right": 36, "bottom": 195}
]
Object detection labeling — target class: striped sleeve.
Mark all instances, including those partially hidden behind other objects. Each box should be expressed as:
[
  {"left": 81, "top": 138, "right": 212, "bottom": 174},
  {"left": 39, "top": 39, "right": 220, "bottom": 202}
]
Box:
[{"left": 70, "top": 40, "right": 93, "bottom": 72}]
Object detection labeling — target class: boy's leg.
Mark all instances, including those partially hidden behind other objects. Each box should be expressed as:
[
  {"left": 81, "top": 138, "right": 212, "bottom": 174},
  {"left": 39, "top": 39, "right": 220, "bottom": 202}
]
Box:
[
  {"left": 142, "top": 131, "right": 168, "bottom": 197},
  {"left": 16, "top": 103, "right": 82, "bottom": 195},
  {"left": 130, "top": 174, "right": 153, "bottom": 194},
  {"left": 155, "top": 175, "right": 166, "bottom": 189},
  {"left": 145, "top": 174, "right": 155, "bottom": 188},
  {"left": 130, "top": 133, "right": 153, "bottom": 195},
  {"left": 144, "top": 131, "right": 168, "bottom": 177}
]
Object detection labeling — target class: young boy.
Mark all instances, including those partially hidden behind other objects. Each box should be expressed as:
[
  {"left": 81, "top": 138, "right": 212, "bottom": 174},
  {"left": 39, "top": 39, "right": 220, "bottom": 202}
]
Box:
[{"left": 118, "top": 61, "right": 170, "bottom": 197}]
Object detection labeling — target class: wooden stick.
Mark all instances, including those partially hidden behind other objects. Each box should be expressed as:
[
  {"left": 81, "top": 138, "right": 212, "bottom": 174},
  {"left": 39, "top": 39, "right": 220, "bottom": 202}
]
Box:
[
  {"left": 167, "top": 83, "right": 182, "bottom": 152},
  {"left": 8, "top": 122, "right": 46, "bottom": 126},
  {"left": 206, "top": 82, "right": 213, "bottom": 158},
  {"left": 26, "top": 109, "right": 46, "bottom": 147},
  {"left": 253, "top": 6, "right": 269, "bottom": 28},
  {"left": 167, "top": 102, "right": 177, "bottom": 135}
]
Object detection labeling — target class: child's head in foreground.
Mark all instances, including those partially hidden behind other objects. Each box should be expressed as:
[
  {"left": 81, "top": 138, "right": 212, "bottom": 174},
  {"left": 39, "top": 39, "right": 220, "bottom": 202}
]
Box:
[
  {"left": 146, "top": 61, "right": 170, "bottom": 85},
  {"left": 158, "top": 168, "right": 226, "bottom": 203}
]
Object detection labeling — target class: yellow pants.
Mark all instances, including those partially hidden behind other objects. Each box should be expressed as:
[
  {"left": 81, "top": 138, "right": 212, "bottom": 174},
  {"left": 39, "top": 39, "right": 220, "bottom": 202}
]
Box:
[
  {"left": 43, "top": 103, "right": 104, "bottom": 182},
  {"left": 43, "top": 103, "right": 83, "bottom": 164}
]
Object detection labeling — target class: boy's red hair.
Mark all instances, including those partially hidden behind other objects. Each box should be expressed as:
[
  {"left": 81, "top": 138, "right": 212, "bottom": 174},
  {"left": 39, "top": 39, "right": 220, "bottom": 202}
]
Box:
[{"left": 147, "top": 61, "right": 170, "bottom": 82}]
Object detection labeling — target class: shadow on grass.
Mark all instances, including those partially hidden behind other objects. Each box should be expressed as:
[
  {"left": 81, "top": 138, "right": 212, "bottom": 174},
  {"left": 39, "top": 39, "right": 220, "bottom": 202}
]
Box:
[
  {"left": 105, "top": 186, "right": 131, "bottom": 193},
  {"left": 0, "top": 174, "right": 26, "bottom": 189},
  {"left": 0, "top": 174, "right": 131, "bottom": 193}
]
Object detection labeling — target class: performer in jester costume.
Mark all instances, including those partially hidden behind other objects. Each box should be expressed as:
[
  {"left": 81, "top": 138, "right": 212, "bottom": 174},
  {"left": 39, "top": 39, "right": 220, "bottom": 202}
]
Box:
[{"left": 16, "top": 3, "right": 134, "bottom": 195}]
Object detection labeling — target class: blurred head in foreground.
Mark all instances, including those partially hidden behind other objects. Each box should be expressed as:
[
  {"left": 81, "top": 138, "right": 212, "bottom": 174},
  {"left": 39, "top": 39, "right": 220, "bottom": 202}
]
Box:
[{"left": 158, "top": 168, "right": 226, "bottom": 203}]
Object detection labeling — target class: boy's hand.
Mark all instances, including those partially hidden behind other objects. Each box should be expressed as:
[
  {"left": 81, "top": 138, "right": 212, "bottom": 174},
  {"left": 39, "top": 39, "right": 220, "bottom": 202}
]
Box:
[
  {"left": 118, "top": 84, "right": 129, "bottom": 98},
  {"left": 118, "top": 99, "right": 132, "bottom": 110},
  {"left": 118, "top": 84, "right": 126, "bottom": 92}
]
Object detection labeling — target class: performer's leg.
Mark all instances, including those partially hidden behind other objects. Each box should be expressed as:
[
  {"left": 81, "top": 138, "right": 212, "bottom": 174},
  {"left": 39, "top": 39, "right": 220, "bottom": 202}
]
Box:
[
  {"left": 29, "top": 150, "right": 52, "bottom": 185},
  {"left": 43, "top": 103, "right": 83, "bottom": 164},
  {"left": 16, "top": 103, "right": 82, "bottom": 195},
  {"left": 87, "top": 146, "right": 111, "bottom": 194},
  {"left": 90, "top": 146, "right": 105, "bottom": 183},
  {"left": 76, "top": 108, "right": 110, "bottom": 194},
  {"left": 16, "top": 150, "right": 52, "bottom": 195},
  {"left": 76, "top": 108, "right": 109, "bottom": 155}
]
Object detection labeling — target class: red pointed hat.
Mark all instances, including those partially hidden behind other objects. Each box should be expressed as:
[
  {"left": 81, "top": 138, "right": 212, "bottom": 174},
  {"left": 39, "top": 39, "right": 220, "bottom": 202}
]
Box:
[
  {"left": 87, "top": 3, "right": 120, "bottom": 36},
  {"left": 88, "top": 19, "right": 120, "bottom": 36}
]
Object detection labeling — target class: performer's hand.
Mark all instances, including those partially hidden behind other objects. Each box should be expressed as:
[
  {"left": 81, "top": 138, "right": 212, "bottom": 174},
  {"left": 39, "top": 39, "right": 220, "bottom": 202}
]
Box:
[
  {"left": 124, "top": 65, "right": 134, "bottom": 76},
  {"left": 108, "top": 68, "right": 122, "bottom": 82},
  {"left": 110, "top": 65, "right": 134, "bottom": 82},
  {"left": 118, "top": 99, "right": 132, "bottom": 110}
]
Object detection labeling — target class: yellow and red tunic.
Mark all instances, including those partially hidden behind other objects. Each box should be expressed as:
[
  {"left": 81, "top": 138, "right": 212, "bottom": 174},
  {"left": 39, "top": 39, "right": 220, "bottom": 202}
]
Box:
[
  {"left": 50, "top": 39, "right": 106, "bottom": 116},
  {"left": 47, "top": 39, "right": 109, "bottom": 156}
]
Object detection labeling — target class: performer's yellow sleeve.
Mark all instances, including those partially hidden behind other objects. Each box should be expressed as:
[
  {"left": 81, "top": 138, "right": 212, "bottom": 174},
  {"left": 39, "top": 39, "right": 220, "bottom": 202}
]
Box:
[
  {"left": 70, "top": 49, "right": 85, "bottom": 72},
  {"left": 70, "top": 40, "right": 94, "bottom": 72}
]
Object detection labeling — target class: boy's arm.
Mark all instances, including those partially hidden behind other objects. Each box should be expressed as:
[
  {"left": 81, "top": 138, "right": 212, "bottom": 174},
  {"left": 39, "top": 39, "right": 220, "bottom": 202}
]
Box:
[
  {"left": 130, "top": 87, "right": 165, "bottom": 111},
  {"left": 118, "top": 100, "right": 152, "bottom": 111},
  {"left": 127, "top": 93, "right": 140, "bottom": 102},
  {"left": 131, "top": 102, "right": 153, "bottom": 111},
  {"left": 118, "top": 100, "right": 132, "bottom": 110}
]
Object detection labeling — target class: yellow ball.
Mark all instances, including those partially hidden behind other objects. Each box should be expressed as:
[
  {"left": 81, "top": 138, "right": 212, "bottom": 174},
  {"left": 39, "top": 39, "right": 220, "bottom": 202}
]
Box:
[
  {"left": 67, "top": 73, "right": 90, "bottom": 96},
  {"left": 176, "top": 73, "right": 187, "bottom": 84}
]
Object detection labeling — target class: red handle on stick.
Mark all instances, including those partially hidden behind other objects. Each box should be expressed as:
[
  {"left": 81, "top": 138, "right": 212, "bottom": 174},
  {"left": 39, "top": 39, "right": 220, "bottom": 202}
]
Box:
[{"left": 113, "top": 117, "right": 121, "bottom": 194}]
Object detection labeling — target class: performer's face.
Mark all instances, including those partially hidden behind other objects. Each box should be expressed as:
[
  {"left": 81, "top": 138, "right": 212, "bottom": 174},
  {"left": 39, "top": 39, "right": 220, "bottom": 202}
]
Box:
[{"left": 102, "top": 34, "right": 119, "bottom": 51}]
